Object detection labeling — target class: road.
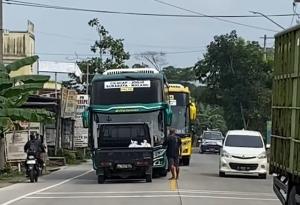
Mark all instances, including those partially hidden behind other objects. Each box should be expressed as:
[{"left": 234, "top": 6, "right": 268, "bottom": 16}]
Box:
[{"left": 0, "top": 153, "right": 280, "bottom": 205}]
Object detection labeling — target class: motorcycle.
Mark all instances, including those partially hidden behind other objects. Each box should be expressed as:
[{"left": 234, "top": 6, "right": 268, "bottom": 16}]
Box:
[{"left": 25, "top": 152, "right": 42, "bottom": 183}]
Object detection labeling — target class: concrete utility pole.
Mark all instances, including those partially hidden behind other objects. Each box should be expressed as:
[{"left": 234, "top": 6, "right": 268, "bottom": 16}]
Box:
[
  {"left": 260, "top": 35, "right": 275, "bottom": 61},
  {"left": 0, "top": 0, "right": 3, "bottom": 64},
  {"left": 86, "top": 63, "right": 89, "bottom": 95}
]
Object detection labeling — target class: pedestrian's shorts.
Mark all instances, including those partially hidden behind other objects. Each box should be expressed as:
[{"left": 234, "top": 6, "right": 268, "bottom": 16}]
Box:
[{"left": 168, "top": 157, "right": 179, "bottom": 168}]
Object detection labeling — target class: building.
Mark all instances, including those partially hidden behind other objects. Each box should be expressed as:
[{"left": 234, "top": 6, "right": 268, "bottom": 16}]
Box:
[{"left": 3, "top": 20, "right": 36, "bottom": 77}]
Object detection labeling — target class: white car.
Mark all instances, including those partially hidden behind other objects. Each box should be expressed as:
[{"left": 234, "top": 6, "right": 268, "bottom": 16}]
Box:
[{"left": 219, "top": 130, "right": 267, "bottom": 179}]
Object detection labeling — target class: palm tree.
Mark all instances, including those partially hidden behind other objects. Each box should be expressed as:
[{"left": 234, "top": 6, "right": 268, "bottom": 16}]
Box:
[
  {"left": 197, "top": 103, "right": 227, "bottom": 134},
  {"left": 0, "top": 56, "right": 53, "bottom": 170}
]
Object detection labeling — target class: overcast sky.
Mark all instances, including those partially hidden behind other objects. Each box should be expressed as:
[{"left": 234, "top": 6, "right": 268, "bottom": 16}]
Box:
[{"left": 4, "top": 0, "right": 296, "bottom": 68}]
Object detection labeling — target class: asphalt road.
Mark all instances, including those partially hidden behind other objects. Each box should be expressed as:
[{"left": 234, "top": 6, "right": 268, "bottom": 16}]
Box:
[{"left": 0, "top": 153, "right": 280, "bottom": 205}]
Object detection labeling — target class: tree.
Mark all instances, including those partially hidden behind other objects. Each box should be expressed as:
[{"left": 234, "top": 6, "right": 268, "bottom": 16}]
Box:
[
  {"left": 136, "top": 51, "right": 167, "bottom": 71},
  {"left": 0, "top": 56, "right": 53, "bottom": 170},
  {"left": 196, "top": 103, "right": 227, "bottom": 134},
  {"left": 65, "top": 18, "right": 130, "bottom": 93},
  {"left": 194, "top": 31, "right": 272, "bottom": 133},
  {"left": 88, "top": 18, "right": 130, "bottom": 70}
]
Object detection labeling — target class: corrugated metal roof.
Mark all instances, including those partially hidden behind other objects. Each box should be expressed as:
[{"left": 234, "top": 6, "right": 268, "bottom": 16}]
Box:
[{"left": 38, "top": 61, "right": 82, "bottom": 77}]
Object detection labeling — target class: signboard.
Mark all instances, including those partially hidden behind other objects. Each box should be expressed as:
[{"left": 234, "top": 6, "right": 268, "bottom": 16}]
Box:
[
  {"left": 76, "top": 95, "right": 89, "bottom": 117},
  {"left": 74, "top": 126, "right": 88, "bottom": 148},
  {"left": 5, "top": 131, "right": 29, "bottom": 161},
  {"left": 61, "top": 88, "right": 77, "bottom": 119},
  {"left": 104, "top": 80, "right": 151, "bottom": 89},
  {"left": 74, "top": 94, "right": 89, "bottom": 148}
]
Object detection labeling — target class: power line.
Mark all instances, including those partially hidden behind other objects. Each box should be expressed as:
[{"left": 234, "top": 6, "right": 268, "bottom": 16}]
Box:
[
  {"left": 35, "top": 30, "right": 206, "bottom": 50},
  {"left": 153, "top": 0, "right": 279, "bottom": 32},
  {"left": 3, "top": 0, "right": 296, "bottom": 19}
]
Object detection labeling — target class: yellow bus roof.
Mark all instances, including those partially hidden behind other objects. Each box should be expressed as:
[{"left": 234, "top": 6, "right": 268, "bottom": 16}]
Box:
[{"left": 168, "top": 83, "right": 190, "bottom": 93}]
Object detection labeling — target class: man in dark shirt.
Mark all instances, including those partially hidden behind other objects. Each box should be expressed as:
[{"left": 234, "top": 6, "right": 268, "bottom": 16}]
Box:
[
  {"left": 163, "top": 128, "right": 182, "bottom": 180},
  {"left": 24, "top": 134, "right": 46, "bottom": 167}
]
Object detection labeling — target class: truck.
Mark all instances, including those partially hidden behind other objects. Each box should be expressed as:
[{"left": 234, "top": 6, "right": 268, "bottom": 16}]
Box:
[
  {"left": 270, "top": 25, "right": 300, "bottom": 204},
  {"left": 83, "top": 68, "right": 172, "bottom": 182},
  {"left": 168, "top": 84, "right": 196, "bottom": 166},
  {"left": 95, "top": 123, "right": 153, "bottom": 183}
]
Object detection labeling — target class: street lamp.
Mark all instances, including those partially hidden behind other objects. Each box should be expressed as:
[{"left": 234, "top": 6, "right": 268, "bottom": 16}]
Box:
[{"left": 249, "top": 11, "right": 285, "bottom": 30}]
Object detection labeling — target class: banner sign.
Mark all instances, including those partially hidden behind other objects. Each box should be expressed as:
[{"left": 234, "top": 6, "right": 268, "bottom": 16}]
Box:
[{"left": 104, "top": 80, "right": 151, "bottom": 89}]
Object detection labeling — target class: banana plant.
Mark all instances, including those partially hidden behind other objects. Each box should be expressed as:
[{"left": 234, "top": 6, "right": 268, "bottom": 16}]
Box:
[{"left": 0, "top": 55, "right": 54, "bottom": 134}]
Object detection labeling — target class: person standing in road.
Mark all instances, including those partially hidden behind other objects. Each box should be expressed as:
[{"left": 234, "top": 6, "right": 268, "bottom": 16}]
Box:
[{"left": 163, "top": 128, "right": 182, "bottom": 180}]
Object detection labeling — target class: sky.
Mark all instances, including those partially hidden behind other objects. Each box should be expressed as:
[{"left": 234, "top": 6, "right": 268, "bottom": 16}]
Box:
[{"left": 3, "top": 0, "right": 296, "bottom": 68}]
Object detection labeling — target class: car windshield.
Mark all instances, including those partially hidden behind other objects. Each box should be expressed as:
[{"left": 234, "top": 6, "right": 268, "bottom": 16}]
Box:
[
  {"left": 225, "top": 135, "right": 263, "bottom": 148},
  {"left": 203, "top": 132, "right": 223, "bottom": 140}
]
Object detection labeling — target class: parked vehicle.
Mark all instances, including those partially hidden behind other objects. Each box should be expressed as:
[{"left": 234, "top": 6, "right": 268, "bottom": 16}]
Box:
[
  {"left": 219, "top": 130, "right": 267, "bottom": 179},
  {"left": 25, "top": 152, "right": 42, "bottom": 183},
  {"left": 93, "top": 123, "right": 153, "bottom": 184},
  {"left": 270, "top": 24, "right": 300, "bottom": 205},
  {"left": 199, "top": 130, "right": 223, "bottom": 154}
]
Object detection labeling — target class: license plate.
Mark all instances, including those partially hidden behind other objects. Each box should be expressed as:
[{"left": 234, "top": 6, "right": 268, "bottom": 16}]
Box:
[
  {"left": 116, "top": 164, "right": 132, "bottom": 169},
  {"left": 26, "top": 160, "right": 36, "bottom": 165}
]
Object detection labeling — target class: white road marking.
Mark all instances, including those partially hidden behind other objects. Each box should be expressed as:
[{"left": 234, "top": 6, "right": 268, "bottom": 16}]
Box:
[
  {"left": 37, "top": 189, "right": 275, "bottom": 197},
  {"left": 1, "top": 170, "right": 93, "bottom": 205},
  {"left": 24, "top": 194, "right": 278, "bottom": 201}
]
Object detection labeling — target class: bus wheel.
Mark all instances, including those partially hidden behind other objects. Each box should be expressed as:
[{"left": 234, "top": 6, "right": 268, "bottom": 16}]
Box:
[{"left": 182, "top": 157, "right": 190, "bottom": 166}]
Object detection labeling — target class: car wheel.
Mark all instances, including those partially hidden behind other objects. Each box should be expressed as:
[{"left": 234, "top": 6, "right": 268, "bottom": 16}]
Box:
[
  {"left": 288, "top": 186, "right": 300, "bottom": 205},
  {"left": 219, "top": 171, "right": 225, "bottom": 177},
  {"left": 98, "top": 175, "right": 105, "bottom": 184},
  {"left": 146, "top": 174, "right": 152, "bottom": 183}
]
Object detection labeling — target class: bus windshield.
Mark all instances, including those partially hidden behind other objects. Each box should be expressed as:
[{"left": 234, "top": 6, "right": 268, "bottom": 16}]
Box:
[
  {"left": 171, "top": 106, "right": 189, "bottom": 134},
  {"left": 92, "top": 79, "right": 163, "bottom": 105}
]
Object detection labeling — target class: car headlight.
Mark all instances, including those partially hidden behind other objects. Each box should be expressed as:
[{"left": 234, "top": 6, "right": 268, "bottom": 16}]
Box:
[
  {"left": 257, "top": 151, "right": 267, "bottom": 159},
  {"left": 221, "top": 150, "right": 232, "bottom": 158},
  {"left": 153, "top": 149, "right": 166, "bottom": 159}
]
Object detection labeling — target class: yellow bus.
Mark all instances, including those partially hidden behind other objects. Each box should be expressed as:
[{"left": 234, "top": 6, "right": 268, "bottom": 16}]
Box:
[{"left": 168, "top": 84, "right": 196, "bottom": 166}]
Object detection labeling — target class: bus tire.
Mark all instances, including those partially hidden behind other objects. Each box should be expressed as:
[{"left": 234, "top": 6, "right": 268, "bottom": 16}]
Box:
[{"left": 182, "top": 157, "right": 190, "bottom": 166}]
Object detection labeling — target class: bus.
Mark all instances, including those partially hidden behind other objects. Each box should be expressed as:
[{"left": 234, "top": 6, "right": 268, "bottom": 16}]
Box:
[
  {"left": 83, "top": 68, "right": 172, "bottom": 178},
  {"left": 168, "top": 84, "right": 196, "bottom": 166}
]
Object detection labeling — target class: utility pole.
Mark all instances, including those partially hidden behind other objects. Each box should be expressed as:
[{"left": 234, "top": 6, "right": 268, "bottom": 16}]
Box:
[
  {"left": 260, "top": 35, "right": 275, "bottom": 61},
  {"left": 0, "top": 0, "right": 3, "bottom": 64},
  {"left": 263, "top": 34, "right": 267, "bottom": 61},
  {"left": 86, "top": 63, "right": 89, "bottom": 95}
]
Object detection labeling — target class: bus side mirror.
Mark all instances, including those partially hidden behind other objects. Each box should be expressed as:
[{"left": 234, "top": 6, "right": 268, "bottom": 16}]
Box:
[
  {"left": 189, "top": 102, "right": 197, "bottom": 121},
  {"left": 164, "top": 106, "right": 172, "bottom": 126},
  {"left": 82, "top": 108, "right": 89, "bottom": 128}
]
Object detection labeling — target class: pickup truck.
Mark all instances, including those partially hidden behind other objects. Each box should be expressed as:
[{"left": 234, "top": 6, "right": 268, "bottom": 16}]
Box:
[{"left": 93, "top": 123, "right": 153, "bottom": 184}]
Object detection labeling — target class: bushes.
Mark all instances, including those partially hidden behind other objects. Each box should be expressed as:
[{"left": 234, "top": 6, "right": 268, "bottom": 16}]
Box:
[{"left": 55, "top": 149, "right": 88, "bottom": 165}]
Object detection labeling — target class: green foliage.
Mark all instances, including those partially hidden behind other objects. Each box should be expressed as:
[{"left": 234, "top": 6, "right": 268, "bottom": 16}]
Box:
[
  {"left": 88, "top": 18, "right": 130, "bottom": 71},
  {"left": 63, "top": 150, "right": 77, "bottom": 164},
  {"left": 0, "top": 56, "right": 53, "bottom": 134},
  {"left": 194, "top": 31, "right": 272, "bottom": 133},
  {"left": 196, "top": 103, "right": 227, "bottom": 134}
]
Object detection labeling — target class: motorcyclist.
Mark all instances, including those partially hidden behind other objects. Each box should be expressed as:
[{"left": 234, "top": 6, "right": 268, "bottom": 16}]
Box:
[{"left": 24, "top": 134, "right": 46, "bottom": 169}]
